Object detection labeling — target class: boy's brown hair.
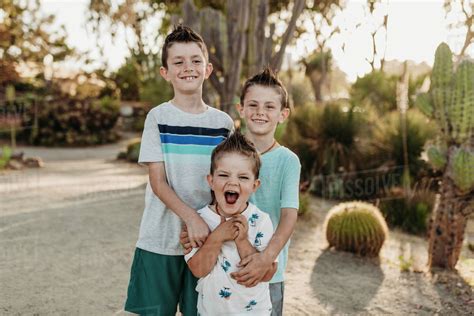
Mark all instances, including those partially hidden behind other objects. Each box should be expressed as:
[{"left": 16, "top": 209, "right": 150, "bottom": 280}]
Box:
[
  {"left": 210, "top": 130, "right": 261, "bottom": 179},
  {"left": 240, "top": 67, "right": 289, "bottom": 109},
  {"left": 161, "top": 25, "right": 209, "bottom": 68}
]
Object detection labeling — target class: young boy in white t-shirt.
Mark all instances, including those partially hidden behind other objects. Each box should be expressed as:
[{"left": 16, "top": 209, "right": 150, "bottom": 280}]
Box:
[
  {"left": 185, "top": 131, "right": 277, "bottom": 315},
  {"left": 182, "top": 68, "right": 301, "bottom": 316}
]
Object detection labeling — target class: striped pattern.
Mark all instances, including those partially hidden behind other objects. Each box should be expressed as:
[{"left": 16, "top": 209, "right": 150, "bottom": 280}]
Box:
[{"left": 158, "top": 124, "right": 229, "bottom": 155}]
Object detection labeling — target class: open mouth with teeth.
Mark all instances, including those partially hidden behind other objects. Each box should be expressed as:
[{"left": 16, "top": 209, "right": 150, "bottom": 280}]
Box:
[
  {"left": 252, "top": 119, "right": 268, "bottom": 124},
  {"left": 224, "top": 190, "right": 239, "bottom": 204},
  {"left": 181, "top": 76, "right": 198, "bottom": 81}
]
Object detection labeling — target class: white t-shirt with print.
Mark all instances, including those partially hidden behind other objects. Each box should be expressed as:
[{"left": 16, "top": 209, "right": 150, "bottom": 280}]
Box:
[{"left": 185, "top": 203, "right": 276, "bottom": 315}]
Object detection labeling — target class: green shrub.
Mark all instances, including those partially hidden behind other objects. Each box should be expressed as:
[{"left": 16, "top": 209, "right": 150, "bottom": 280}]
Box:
[
  {"left": 350, "top": 70, "right": 398, "bottom": 114},
  {"left": 126, "top": 139, "right": 141, "bottom": 162},
  {"left": 288, "top": 78, "right": 313, "bottom": 107},
  {"left": 139, "top": 78, "right": 173, "bottom": 106},
  {"left": 21, "top": 95, "right": 120, "bottom": 146},
  {"left": 324, "top": 201, "right": 388, "bottom": 257},
  {"left": 371, "top": 109, "right": 437, "bottom": 180},
  {"left": 298, "top": 192, "right": 311, "bottom": 216},
  {"left": 281, "top": 102, "right": 366, "bottom": 181},
  {"left": 380, "top": 183, "right": 435, "bottom": 235},
  {"left": 0, "top": 146, "right": 12, "bottom": 169}
]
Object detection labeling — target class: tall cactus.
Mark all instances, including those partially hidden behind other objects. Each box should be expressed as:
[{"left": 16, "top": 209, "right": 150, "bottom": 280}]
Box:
[{"left": 416, "top": 43, "right": 474, "bottom": 269}]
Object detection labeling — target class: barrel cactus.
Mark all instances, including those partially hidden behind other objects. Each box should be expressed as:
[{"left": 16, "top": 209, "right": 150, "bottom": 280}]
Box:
[
  {"left": 415, "top": 43, "right": 474, "bottom": 269},
  {"left": 324, "top": 201, "right": 388, "bottom": 257}
]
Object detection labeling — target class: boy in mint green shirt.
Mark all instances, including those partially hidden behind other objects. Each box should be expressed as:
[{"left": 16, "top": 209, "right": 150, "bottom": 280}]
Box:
[
  {"left": 182, "top": 68, "right": 301, "bottom": 315},
  {"left": 232, "top": 68, "right": 301, "bottom": 316}
]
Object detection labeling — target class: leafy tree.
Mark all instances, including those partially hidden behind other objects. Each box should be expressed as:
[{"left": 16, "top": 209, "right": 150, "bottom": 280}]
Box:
[
  {"left": 350, "top": 69, "right": 428, "bottom": 115},
  {"left": 364, "top": 0, "right": 389, "bottom": 71},
  {"left": 350, "top": 70, "right": 398, "bottom": 113},
  {"left": 180, "top": 0, "right": 307, "bottom": 113},
  {"left": 444, "top": 0, "right": 474, "bottom": 57},
  {"left": 87, "top": 0, "right": 341, "bottom": 114},
  {"left": 303, "top": 51, "right": 333, "bottom": 102},
  {"left": 0, "top": 0, "right": 73, "bottom": 81},
  {"left": 114, "top": 59, "right": 142, "bottom": 101},
  {"left": 300, "top": 1, "right": 343, "bottom": 101}
]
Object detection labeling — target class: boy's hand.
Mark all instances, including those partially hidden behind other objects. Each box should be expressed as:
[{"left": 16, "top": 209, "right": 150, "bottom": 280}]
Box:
[
  {"left": 233, "top": 215, "right": 248, "bottom": 242},
  {"left": 231, "top": 252, "right": 274, "bottom": 287},
  {"left": 180, "top": 226, "right": 192, "bottom": 255},
  {"left": 213, "top": 216, "right": 239, "bottom": 242},
  {"left": 185, "top": 214, "right": 210, "bottom": 248}
]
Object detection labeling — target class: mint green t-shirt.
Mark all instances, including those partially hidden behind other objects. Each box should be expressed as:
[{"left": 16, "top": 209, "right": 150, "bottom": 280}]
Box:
[{"left": 250, "top": 146, "right": 301, "bottom": 283}]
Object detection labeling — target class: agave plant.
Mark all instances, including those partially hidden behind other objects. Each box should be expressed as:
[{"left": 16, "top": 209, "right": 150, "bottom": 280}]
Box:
[
  {"left": 371, "top": 109, "right": 437, "bottom": 180},
  {"left": 282, "top": 102, "right": 365, "bottom": 181},
  {"left": 415, "top": 43, "right": 474, "bottom": 269}
]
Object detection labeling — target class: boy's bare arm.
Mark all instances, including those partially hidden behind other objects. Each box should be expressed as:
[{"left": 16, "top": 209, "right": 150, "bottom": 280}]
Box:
[
  {"left": 261, "top": 208, "right": 298, "bottom": 262},
  {"left": 231, "top": 208, "right": 297, "bottom": 287},
  {"left": 188, "top": 217, "right": 238, "bottom": 278},
  {"left": 261, "top": 262, "right": 278, "bottom": 282},
  {"left": 234, "top": 238, "right": 258, "bottom": 259},
  {"left": 148, "top": 162, "right": 209, "bottom": 247},
  {"left": 233, "top": 215, "right": 257, "bottom": 259},
  {"left": 233, "top": 214, "right": 277, "bottom": 282},
  {"left": 187, "top": 232, "right": 223, "bottom": 278}
]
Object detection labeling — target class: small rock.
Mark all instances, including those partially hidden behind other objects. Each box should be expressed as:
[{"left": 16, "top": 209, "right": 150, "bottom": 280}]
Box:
[
  {"left": 24, "top": 157, "right": 44, "bottom": 168},
  {"left": 11, "top": 151, "right": 24, "bottom": 160},
  {"left": 7, "top": 160, "right": 23, "bottom": 170}
]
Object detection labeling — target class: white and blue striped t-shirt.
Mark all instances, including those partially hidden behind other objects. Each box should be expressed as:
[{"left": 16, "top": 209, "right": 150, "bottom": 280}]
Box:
[{"left": 137, "top": 102, "right": 233, "bottom": 255}]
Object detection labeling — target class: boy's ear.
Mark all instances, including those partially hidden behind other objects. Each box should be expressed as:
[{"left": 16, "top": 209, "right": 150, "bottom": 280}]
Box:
[
  {"left": 160, "top": 66, "right": 170, "bottom": 82},
  {"left": 253, "top": 179, "right": 261, "bottom": 191},
  {"left": 204, "top": 63, "right": 213, "bottom": 79},
  {"left": 206, "top": 174, "right": 213, "bottom": 188},
  {"left": 236, "top": 103, "right": 243, "bottom": 117},
  {"left": 278, "top": 108, "right": 290, "bottom": 123}
]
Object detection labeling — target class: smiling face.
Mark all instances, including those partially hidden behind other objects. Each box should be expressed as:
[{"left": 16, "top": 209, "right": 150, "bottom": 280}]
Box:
[
  {"left": 239, "top": 85, "right": 289, "bottom": 138},
  {"left": 207, "top": 152, "right": 260, "bottom": 217},
  {"left": 160, "top": 42, "right": 213, "bottom": 95}
]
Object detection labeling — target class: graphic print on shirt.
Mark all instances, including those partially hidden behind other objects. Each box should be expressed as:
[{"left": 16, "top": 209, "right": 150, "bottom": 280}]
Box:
[
  {"left": 219, "top": 287, "right": 232, "bottom": 300},
  {"left": 245, "top": 300, "right": 258, "bottom": 311},
  {"left": 248, "top": 213, "right": 259, "bottom": 227},
  {"left": 221, "top": 257, "right": 231, "bottom": 272},
  {"left": 254, "top": 232, "right": 264, "bottom": 247}
]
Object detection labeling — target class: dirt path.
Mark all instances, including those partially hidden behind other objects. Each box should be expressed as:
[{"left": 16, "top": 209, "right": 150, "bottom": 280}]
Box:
[
  {"left": 285, "top": 200, "right": 474, "bottom": 315},
  {"left": 1, "top": 141, "right": 472, "bottom": 315}
]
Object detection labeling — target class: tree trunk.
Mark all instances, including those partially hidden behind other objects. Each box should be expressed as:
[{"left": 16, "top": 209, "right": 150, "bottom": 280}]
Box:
[
  {"left": 182, "top": 0, "right": 305, "bottom": 115},
  {"left": 308, "top": 70, "right": 325, "bottom": 102},
  {"left": 270, "top": 0, "right": 305, "bottom": 71},
  {"left": 428, "top": 174, "right": 468, "bottom": 269}
]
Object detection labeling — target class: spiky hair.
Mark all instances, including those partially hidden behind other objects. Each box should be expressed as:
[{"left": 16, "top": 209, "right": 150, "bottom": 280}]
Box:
[
  {"left": 240, "top": 67, "right": 289, "bottom": 109},
  {"left": 210, "top": 129, "right": 261, "bottom": 178},
  {"left": 161, "top": 25, "right": 208, "bottom": 68}
]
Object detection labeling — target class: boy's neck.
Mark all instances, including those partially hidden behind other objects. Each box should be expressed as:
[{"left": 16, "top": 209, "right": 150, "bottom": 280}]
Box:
[
  {"left": 171, "top": 94, "right": 207, "bottom": 114},
  {"left": 209, "top": 203, "right": 249, "bottom": 218},
  {"left": 244, "top": 133, "right": 278, "bottom": 154}
]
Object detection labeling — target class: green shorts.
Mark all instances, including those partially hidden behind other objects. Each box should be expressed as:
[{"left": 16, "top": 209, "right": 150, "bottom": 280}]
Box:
[{"left": 124, "top": 248, "right": 198, "bottom": 316}]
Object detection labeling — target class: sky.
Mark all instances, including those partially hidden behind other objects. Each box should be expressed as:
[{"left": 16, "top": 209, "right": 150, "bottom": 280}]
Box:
[{"left": 40, "top": 0, "right": 472, "bottom": 82}]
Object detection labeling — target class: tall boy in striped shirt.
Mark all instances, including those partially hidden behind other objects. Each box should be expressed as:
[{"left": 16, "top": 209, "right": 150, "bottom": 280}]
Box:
[{"left": 124, "top": 25, "right": 233, "bottom": 315}]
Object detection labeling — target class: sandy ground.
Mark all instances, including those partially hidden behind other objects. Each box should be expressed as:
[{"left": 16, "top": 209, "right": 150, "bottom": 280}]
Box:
[{"left": 0, "top": 140, "right": 473, "bottom": 315}]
